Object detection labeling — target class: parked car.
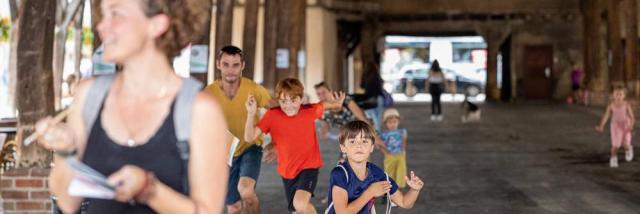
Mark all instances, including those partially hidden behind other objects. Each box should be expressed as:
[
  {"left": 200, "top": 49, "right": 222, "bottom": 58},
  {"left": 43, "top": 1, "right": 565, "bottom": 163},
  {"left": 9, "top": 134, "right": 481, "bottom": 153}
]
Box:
[{"left": 398, "top": 64, "right": 484, "bottom": 96}]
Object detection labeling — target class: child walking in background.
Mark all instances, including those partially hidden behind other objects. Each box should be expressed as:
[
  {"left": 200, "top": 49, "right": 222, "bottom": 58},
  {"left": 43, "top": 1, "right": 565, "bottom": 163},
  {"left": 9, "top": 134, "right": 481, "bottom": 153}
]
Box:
[
  {"left": 596, "top": 86, "right": 635, "bottom": 168},
  {"left": 381, "top": 108, "right": 408, "bottom": 189},
  {"left": 325, "top": 121, "right": 424, "bottom": 214}
]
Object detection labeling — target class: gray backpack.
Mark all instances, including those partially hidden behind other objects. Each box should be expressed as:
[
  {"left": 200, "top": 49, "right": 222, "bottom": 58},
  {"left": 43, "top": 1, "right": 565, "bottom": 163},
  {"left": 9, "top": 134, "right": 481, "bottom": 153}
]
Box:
[{"left": 82, "top": 74, "right": 202, "bottom": 195}]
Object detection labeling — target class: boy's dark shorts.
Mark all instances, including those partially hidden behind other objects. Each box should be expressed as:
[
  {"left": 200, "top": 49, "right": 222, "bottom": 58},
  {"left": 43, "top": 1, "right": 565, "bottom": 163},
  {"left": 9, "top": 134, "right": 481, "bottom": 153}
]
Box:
[{"left": 281, "top": 168, "right": 319, "bottom": 212}]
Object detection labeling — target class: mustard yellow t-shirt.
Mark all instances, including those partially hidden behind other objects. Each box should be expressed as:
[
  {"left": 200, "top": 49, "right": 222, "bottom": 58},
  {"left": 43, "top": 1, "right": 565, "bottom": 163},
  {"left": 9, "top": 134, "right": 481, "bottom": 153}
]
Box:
[{"left": 205, "top": 78, "right": 271, "bottom": 157}]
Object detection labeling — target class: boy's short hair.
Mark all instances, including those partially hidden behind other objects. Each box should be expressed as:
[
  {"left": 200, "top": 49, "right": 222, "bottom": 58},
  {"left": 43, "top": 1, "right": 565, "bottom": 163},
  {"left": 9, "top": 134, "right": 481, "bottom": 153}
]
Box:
[
  {"left": 314, "top": 81, "right": 330, "bottom": 90},
  {"left": 276, "top": 78, "right": 305, "bottom": 99},
  {"left": 217, "top": 45, "right": 244, "bottom": 61},
  {"left": 339, "top": 120, "right": 377, "bottom": 145}
]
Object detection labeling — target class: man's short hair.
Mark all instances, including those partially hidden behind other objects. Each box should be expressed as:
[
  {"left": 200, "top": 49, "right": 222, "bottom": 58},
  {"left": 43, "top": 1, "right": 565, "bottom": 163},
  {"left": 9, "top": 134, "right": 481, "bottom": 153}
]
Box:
[{"left": 217, "top": 45, "right": 244, "bottom": 61}]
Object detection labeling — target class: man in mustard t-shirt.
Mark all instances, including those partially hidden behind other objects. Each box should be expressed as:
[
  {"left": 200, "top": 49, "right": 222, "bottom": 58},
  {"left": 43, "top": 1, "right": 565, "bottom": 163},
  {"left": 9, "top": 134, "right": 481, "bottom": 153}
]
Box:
[{"left": 205, "top": 46, "right": 272, "bottom": 214}]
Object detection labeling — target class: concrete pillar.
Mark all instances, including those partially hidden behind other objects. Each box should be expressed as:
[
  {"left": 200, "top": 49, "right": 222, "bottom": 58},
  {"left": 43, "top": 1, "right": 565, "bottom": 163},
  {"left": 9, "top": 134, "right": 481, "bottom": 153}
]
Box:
[
  {"left": 582, "top": 0, "right": 610, "bottom": 104},
  {"left": 263, "top": 0, "right": 278, "bottom": 90},
  {"left": 608, "top": 0, "right": 624, "bottom": 86},
  {"left": 242, "top": 0, "right": 260, "bottom": 79},
  {"left": 215, "top": 0, "right": 234, "bottom": 79},
  {"left": 190, "top": 0, "right": 212, "bottom": 84},
  {"left": 624, "top": 0, "right": 639, "bottom": 96},
  {"left": 360, "top": 17, "right": 380, "bottom": 89},
  {"left": 477, "top": 25, "right": 511, "bottom": 101}
]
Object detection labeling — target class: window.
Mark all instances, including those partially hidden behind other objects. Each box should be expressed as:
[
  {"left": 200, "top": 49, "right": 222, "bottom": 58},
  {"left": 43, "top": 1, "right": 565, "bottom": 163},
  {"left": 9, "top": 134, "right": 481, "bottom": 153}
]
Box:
[{"left": 452, "top": 42, "right": 487, "bottom": 63}]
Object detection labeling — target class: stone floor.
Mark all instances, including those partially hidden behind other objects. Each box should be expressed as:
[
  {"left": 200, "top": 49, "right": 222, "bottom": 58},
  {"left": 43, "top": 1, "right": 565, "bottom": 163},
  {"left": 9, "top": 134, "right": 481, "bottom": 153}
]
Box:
[{"left": 255, "top": 101, "right": 640, "bottom": 214}]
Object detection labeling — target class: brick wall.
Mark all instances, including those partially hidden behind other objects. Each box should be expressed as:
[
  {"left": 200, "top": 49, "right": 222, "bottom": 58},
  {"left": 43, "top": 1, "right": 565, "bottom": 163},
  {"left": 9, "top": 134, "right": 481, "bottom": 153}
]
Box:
[{"left": 1, "top": 167, "right": 52, "bottom": 214}]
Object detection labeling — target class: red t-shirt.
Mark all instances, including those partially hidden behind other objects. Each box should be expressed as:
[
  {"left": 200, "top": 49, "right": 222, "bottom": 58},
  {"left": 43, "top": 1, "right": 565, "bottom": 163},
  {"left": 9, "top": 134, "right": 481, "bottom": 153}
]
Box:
[{"left": 258, "top": 103, "right": 324, "bottom": 179}]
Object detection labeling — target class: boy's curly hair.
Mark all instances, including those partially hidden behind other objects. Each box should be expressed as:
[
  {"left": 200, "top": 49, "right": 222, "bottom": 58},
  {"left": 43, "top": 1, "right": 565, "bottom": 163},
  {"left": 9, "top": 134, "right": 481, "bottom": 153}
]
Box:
[{"left": 95, "top": 0, "right": 209, "bottom": 59}]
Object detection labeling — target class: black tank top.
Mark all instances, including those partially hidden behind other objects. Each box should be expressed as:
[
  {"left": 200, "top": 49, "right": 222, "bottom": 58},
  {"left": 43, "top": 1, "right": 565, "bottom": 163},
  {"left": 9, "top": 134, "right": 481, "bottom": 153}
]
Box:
[{"left": 82, "top": 99, "right": 186, "bottom": 214}]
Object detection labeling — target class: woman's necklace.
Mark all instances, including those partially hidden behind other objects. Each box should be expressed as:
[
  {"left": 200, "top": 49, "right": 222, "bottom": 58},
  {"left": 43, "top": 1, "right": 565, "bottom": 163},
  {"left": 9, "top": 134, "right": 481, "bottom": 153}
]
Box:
[{"left": 116, "top": 74, "right": 170, "bottom": 147}]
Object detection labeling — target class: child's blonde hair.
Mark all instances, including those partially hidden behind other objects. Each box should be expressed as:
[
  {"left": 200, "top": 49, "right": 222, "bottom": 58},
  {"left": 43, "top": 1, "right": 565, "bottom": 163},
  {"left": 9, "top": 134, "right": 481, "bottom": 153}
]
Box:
[
  {"left": 383, "top": 108, "right": 401, "bottom": 123},
  {"left": 339, "top": 121, "right": 376, "bottom": 145}
]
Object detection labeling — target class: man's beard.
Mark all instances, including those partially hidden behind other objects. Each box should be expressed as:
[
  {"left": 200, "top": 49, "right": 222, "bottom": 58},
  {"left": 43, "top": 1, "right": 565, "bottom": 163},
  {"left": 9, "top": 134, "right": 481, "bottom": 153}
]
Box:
[{"left": 223, "top": 75, "right": 239, "bottom": 84}]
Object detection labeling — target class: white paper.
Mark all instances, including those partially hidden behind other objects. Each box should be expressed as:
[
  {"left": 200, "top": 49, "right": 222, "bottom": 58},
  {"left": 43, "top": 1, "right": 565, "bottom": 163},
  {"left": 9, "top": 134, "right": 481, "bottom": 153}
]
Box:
[
  {"left": 68, "top": 176, "right": 115, "bottom": 199},
  {"left": 228, "top": 131, "right": 240, "bottom": 166},
  {"left": 65, "top": 158, "right": 116, "bottom": 199}
]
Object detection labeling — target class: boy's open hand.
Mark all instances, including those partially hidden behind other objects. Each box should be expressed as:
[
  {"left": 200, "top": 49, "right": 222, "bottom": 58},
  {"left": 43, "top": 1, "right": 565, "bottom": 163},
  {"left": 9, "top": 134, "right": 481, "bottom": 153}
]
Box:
[
  {"left": 333, "top": 91, "right": 346, "bottom": 106},
  {"left": 406, "top": 171, "right": 424, "bottom": 191}
]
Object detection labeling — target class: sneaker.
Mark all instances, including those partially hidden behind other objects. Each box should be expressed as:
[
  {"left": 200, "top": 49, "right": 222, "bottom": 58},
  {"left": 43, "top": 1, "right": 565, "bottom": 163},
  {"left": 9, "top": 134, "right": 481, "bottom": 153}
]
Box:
[
  {"left": 610, "top": 156, "right": 619, "bottom": 168},
  {"left": 430, "top": 115, "right": 436, "bottom": 121},
  {"left": 625, "top": 149, "right": 634, "bottom": 162},
  {"left": 437, "top": 115, "right": 444, "bottom": 121},
  {"left": 391, "top": 202, "right": 398, "bottom": 207}
]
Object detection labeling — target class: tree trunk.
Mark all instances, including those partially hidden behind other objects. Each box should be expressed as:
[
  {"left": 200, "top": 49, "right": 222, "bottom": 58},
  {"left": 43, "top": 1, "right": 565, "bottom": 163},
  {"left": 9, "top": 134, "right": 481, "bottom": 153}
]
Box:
[
  {"left": 92, "top": 0, "right": 102, "bottom": 50},
  {"left": 15, "top": 0, "right": 57, "bottom": 167},
  {"left": 73, "top": 1, "right": 85, "bottom": 86},
  {"left": 52, "top": 0, "right": 68, "bottom": 110},
  {"left": 9, "top": 0, "right": 18, "bottom": 21}
]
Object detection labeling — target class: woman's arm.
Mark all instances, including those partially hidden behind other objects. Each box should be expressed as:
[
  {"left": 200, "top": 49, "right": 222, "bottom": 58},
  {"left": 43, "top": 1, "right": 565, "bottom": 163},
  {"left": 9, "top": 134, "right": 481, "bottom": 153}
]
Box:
[
  {"left": 347, "top": 100, "right": 368, "bottom": 124},
  {"left": 145, "top": 92, "right": 230, "bottom": 213},
  {"left": 41, "top": 78, "right": 95, "bottom": 213}
]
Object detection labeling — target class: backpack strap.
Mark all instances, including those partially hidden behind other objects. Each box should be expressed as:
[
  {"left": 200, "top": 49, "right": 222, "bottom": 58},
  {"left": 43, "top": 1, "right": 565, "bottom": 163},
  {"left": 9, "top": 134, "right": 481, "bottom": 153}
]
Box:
[
  {"left": 82, "top": 74, "right": 116, "bottom": 136},
  {"left": 337, "top": 164, "right": 349, "bottom": 181},
  {"left": 172, "top": 77, "right": 203, "bottom": 195},
  {"left": 326, "top": 164, "right": 350, "bottom": 214}
]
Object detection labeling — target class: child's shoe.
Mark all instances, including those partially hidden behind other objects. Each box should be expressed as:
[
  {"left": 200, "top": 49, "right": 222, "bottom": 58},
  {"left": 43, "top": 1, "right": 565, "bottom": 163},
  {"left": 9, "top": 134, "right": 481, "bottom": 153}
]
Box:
[
  {"left": 625, "top": 149, "right": 634, "bottom": 162},
  {"left": 610, "top": 156, "right": 619, "bottom": 168}
]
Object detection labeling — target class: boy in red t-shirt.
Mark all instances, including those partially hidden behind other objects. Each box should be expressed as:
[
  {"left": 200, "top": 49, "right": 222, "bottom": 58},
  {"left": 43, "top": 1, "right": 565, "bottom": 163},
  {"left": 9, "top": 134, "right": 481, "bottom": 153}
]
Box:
[{"left": 245, "top": 78, "right": 345, "bottom": 213}]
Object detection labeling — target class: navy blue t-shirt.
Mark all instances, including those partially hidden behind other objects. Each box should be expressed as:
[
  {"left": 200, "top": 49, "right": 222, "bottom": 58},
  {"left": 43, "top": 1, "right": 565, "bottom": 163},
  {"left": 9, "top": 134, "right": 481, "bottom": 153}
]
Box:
[{"left": 326, "top": 161, "right": 399, "bottom": 214}]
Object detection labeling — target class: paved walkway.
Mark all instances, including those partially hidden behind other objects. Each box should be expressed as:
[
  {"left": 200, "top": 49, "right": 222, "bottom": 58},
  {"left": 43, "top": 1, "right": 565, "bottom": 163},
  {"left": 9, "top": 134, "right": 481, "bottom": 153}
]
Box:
[{"left": 256, "top": 101, "right": 640, "bottom": 214}]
